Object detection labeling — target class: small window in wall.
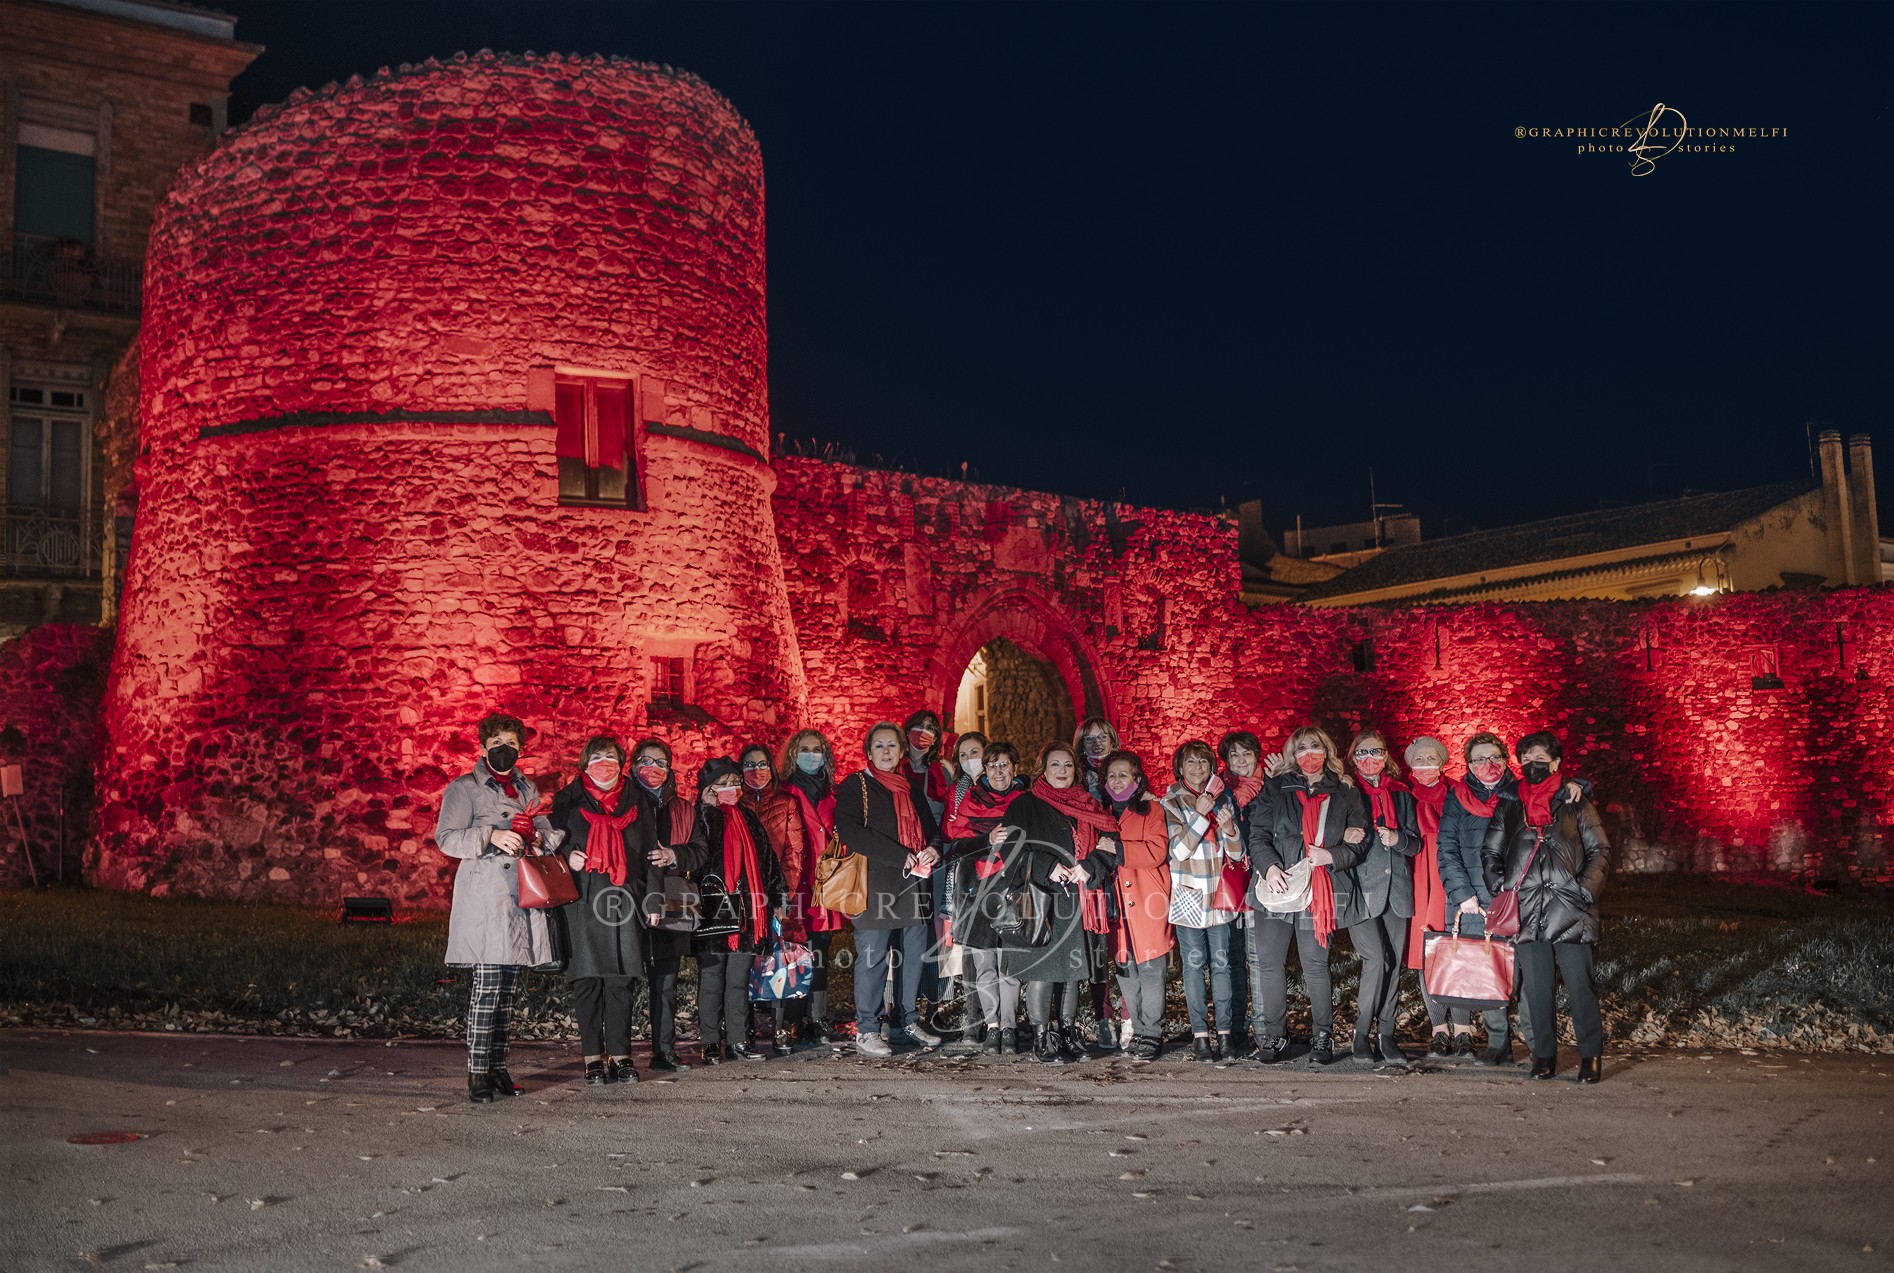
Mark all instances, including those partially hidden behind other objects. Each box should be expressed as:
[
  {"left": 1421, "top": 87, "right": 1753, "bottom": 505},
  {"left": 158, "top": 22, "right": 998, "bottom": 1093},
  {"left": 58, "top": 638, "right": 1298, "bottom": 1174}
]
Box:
[
  {"left": 14, "top": 120, "right": 98, "bottom": 245},
  {"left": 7, "top": 382, "right": 89, "bottom": 512},
  {"left": 189, "top": 103, "right": 215, "bottom": 127},
  {"left": 650, "top": 655, "right": 690, "bottom": 709},
  {"left": 553, "top": 375, "right": 643, "bottom": 508}
]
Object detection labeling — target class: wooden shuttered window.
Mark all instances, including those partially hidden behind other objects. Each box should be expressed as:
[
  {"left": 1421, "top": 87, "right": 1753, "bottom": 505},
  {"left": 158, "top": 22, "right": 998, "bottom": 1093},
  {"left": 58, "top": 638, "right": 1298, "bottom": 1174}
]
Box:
[{"left": 553, "top": 375, "right": 643, "bottom": 508}]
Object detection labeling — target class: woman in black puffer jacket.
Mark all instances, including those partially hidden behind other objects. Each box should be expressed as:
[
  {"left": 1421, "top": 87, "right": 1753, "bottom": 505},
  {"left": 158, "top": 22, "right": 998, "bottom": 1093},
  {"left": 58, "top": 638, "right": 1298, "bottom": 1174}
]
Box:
[
  {"left": 1481, "top": 731, "right": 1609, "bottom": 1085},
  {"left": 692, "top": 757, "right": 789, "bottom": 1065}
]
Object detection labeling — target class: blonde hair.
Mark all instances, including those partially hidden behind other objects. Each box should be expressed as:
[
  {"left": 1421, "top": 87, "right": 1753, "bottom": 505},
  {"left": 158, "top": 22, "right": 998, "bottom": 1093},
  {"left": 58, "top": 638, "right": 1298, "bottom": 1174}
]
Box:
[
  {"left": 1279, "top": 725, "right": 1349, "bottom": 785},
  {"left": 1346, "top": 729, "right": 1402, "bottom": 780}
]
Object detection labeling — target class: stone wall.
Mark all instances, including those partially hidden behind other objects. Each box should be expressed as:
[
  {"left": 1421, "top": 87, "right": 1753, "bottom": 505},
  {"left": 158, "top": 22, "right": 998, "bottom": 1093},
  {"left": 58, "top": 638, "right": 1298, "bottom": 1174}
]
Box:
[{"left": 977, "top": 637, "right": 1076, "bottom": 759}]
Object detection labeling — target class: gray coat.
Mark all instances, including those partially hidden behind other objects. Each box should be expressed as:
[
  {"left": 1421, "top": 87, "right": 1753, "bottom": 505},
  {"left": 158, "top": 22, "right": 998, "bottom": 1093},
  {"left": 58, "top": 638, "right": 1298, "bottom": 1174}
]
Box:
[{"left": 437, "top": 761, "right": 566, "bottom": 968}]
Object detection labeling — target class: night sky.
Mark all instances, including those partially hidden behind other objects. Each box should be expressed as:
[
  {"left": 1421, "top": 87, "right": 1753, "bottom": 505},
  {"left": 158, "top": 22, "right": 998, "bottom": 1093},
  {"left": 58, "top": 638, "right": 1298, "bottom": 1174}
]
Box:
[{"left": 214, "top": 1, "right": 1891, "bottom": 538}]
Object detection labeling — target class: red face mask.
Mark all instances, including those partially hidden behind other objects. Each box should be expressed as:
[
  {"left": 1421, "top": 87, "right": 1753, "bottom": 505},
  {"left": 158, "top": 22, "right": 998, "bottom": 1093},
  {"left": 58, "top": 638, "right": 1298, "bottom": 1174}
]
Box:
[
  {"left": 714, "top": 786, "right": 740, "bottom": 807},
  {"left": 1296, "top": 752, "right": 1327, "bottom": 776},
  {"left": 1355, "top": 756, "right": 1385, "bottom": 780},
  {"left": 635, "top": 762, "right": 668, "bottom": 789},
  {"left": 908, "top": 727, "right": 936, "bottom": 751},
  {"left": 742, "top": 768, "right": 771, "bottom": 791},
  {"left": 586, "top": 759, "right": 621, "bottom": 788},
  {"left": 1470, "top": 760, "right": 1506, "bottom": 786}
]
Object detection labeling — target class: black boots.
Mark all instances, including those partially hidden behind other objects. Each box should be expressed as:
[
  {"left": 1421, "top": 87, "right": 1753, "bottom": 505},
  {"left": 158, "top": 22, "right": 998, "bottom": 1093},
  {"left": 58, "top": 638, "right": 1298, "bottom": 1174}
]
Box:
[
  {"left": 1429, "top": 1031, "right": 1453, "bottom": 1058},
  {"left": 467, "top": 1071, "right": 495, "bottom": 1103},
  {"left": 1454, "top": 1032, "right": 1477, "bottom": 1059},
  {"left": 1528, "top": 1055, "right": 1558, "bottom": 1080},
  {"left": 1215, "top": 1032, "right": 1232, "bottom": 1062},
  {"left": 1035, "top": 1027, "right": 1063, "bottom": 1064},
  {"left": 1058, "top": 1023, "right": 1087, "bottom": 1062},
  {"left": 1479, "top": 1035, "right": 1513, "bottom": 1066},
  {"left": 1577, "top": 1056, "right": 1602, "bottom": 1084},
  {"left": 1193, "top": 1036, "right": 1214, "bottom": 1063},
  {"left": 488, "top": 1068, "right": 522, "bottom": 1097},
  {"left": 650, "top": 1050, "right": 686, "bottom": 1073}
]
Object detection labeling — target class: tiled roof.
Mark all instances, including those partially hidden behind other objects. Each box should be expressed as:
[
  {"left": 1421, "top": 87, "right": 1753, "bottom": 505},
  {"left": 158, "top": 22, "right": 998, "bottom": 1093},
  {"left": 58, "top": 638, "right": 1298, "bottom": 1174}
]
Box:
[{"left": 1300, "top": 480, "right": 1816, "bottom": 601}]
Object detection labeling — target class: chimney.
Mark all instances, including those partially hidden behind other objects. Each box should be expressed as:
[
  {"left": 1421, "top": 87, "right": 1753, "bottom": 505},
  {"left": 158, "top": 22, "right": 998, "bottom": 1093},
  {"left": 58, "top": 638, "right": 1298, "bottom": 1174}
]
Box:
[
  {"left": 1848, "top": 433, "right": 1880, "bottom": 585},
  {"left": 1816, "top": 429, "right": 1854, "bottom": 585},
  {"left": 1237, "top": 499, "right": 1279, "bottom": 570}
]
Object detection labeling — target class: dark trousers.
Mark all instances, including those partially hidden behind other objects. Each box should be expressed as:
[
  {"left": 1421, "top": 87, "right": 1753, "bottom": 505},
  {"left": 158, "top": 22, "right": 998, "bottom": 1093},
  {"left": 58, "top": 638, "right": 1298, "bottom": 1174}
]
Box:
[
  {"left": 466, "top": 964, "right": 519, "bottom": 1072},
  {"left": 1026, "top": 978, "right": 1081, "bottom": 1027},
  {"left": 1175, "top": 922, "right": 1235, "bottom": 1036},
  {"left": 1347, "top": 911, "right": 1408, "bottom": 1046},
  {"left": 572, "top": 974, "right": 636, "bottom": 1058},
  {"left": 1249, "top": 917, "right": 1333, "bottom": 1040},
  {"left": 1116, "top": 956, "right": 1167, "bottom": 1041},
  {"left": 1226, "top": 918, "right": 1250, "bottom": 1036},
  {"left": 645, "top": 954, "right": 680, "bottom": 1056},
  {"left": 696, "top": 948, "right": 755, "bottom": 1047},
  {"left": 919, "top": 868, "right": 951, "bottom": 1004},
  {"left": 1517, "top": 939, "right": 1602, "bottom": 1059},
  {"left": 854, "top": 924, "right": 926, "bottom": 1034}
]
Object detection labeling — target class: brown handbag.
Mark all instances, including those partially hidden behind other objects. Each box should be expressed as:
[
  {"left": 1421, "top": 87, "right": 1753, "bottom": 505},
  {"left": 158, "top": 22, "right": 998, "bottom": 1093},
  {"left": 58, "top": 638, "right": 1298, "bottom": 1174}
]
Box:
[
  {"left": 1421, "top": 913, "right": 1516, "bottom": 1010},
  {"left": 812, "top": 776, "right": 870, "bottom": 916},
  {"left": 517, "top": 851, "right": 580, "bottom": 909},
  {"left": 1484, "top": 827, "right": 1544, "bottom": 939}
]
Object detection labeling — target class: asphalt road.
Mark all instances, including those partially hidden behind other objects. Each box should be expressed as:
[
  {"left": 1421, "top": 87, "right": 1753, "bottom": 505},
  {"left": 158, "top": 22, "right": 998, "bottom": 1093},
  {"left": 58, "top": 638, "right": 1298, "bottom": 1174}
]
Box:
[{"left": 3, "top": 1029, "right": 1890, "bottom": 1272}]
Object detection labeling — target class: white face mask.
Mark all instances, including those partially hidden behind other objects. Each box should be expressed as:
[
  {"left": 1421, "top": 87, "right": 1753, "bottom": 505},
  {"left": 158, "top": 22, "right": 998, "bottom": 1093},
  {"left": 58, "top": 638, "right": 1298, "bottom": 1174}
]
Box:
[{"left": 960, "top": 756, "right": 984, "bottom": 780}]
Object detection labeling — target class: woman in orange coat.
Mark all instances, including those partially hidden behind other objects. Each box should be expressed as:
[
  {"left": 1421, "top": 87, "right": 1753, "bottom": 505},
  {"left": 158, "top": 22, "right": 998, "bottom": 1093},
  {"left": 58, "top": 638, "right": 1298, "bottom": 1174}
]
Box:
[{"left": 1103, "top": 750, "right": 1173, "bottom": 1061}]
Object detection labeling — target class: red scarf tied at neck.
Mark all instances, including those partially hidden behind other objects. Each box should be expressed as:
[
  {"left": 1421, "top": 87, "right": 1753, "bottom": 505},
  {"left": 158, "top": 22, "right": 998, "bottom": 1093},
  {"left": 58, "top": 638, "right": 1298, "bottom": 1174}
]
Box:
[
  {"left": 868, "top": 765, "right": 930, "bottom": 852},
  {"left": 1220, "top": 766, "right": 1266, "bottom": 814},
  {"left": 1519, "top": 771, "right": 1563, "bottom": 828},
  {"left": 1031, "top": 776, "right": 1121, "bottom": 933},
  {"left": 719, "top": 806, "right": 771, "bottom": 952},
  {"left": 1405, "top": 778, "right": 1450, "bottom": 967},
  {"left": 1359, "top": 773, "right": 1404, "bottom": 829},
  {"left": 1450, "top": 777, "right": 1500, "bottom": 820},
  {"left": 1293, "top": 788, "right": 1338, "bottom": 948},
  {"left": 579, "top": 776, "right": 640, "bottom": 886}
]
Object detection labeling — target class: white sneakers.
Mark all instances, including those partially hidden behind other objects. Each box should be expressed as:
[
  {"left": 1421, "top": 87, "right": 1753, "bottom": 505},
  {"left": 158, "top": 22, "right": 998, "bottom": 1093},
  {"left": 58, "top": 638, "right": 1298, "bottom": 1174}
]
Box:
[
  {"left": 855, "top": 1033, "right": 894, "bottom": 1057},
  {"left": 1119, "top": 1019, "right": 1135, "bottom": 1050}
]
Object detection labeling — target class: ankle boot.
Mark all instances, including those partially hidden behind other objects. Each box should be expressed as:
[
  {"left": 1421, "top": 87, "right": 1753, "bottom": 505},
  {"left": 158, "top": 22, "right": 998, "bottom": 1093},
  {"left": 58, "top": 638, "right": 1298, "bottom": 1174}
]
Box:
[
  {"left": 1059, "top": 1023, "right": 1087, "bottom": 1061},
  {"left": 1214, "top": 1032, "right": 1231, "bottom": 1062},
  {"left": 467, "top": 1071, "right": 495, "bottom": 1104},
  {"left": 1577, "top": 1056, "right": 1602, "bottom": 1084},
  {"left": 488, "top": 1067, "right": 522, "bottom": 1097},
  {"left": 1035, "top": 1027, "right": 1063, "bottom": 1064},
  {"left": 1528, "top": 1055, "right": 1558, "bottom": 1080}
]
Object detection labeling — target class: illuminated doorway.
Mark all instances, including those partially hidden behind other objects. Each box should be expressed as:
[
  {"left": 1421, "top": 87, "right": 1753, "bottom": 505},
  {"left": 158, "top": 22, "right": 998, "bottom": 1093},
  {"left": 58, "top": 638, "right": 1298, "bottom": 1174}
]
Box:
[{"left": 952, "top": 636, "right": 1077, "bottom": 755}]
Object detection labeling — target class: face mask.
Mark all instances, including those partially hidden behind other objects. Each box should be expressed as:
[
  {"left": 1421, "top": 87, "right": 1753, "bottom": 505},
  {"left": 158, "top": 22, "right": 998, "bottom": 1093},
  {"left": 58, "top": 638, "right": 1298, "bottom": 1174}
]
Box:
[
  {"left": 1106, "top": 777, "right": 1138, "bottom": 800},
  {"left": 1295, "top": 752, "right": 1326, "bottom": 776},
  {"left": 908, "top": 728, "right": 936, "bottom": 751},
  {"left": 1410, "top": 764, "right": 1442, "bottom": 785},
  {"left": 1355, "top": 757, "right": 1385, "bottom": 780},
  {"left": 585, "top": 759, "right": 621, "bottom": 788},
  {"left": 959, "top": 756, "right": 983, "bottom": 780},
  {"left": 485, "top": 744, "right": 519, "bottom": 774},
  {"left": 1522, "top": 760, "right": 1553, "bottom": 785},
  {"left": 1470, "top": 760, "right": 1505, "bottom": 786},
  {"left": 714, "top": 786, "right": 740, "bottom": 807},
  {"left": 795, "top": 753, "right": 825, "bottom": 776},
  {"left": 1083, "top": 735, "right": 1110, "bottom": 759},
  {"left": 634, "top": 762, "right": 668, "bottom": 790},
  {"left": 742, "top": 768, "right": 771, "bottom": 791}
]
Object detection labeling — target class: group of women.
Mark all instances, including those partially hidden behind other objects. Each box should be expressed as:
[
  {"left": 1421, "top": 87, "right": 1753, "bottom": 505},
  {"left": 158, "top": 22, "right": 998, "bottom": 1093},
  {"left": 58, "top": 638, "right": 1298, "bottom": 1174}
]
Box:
[{"left": 438, "top": 708, "right": 1611, "bottom": 1104}]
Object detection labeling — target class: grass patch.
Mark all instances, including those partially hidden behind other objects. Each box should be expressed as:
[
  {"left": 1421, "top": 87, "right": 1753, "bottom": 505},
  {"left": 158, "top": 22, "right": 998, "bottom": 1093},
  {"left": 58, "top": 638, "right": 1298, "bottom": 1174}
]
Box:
[{"left": 2, "top": 882, "right": 1889, "bottom": 1051}]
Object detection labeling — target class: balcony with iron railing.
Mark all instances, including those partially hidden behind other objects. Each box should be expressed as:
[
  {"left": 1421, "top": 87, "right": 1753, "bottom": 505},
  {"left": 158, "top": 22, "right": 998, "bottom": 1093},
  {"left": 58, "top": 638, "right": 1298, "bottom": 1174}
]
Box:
[
  {"left": 2, "top": 508, "right": 105, "bottom": 580},
  {"left": 2, "top": 234, "right": 141, "bottom": 314}
]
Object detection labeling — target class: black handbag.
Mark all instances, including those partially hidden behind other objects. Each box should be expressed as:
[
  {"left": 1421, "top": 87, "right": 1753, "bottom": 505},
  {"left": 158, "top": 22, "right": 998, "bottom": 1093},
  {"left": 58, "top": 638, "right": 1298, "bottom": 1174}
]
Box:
[
  {"left": 694, "top": 870, "right": 742, "bottom": 940},
  {"left": 1008, "top": 883, "right": 1053, "bottom": 947},
  {"left": 652, "top": 872, "right": 702, "bottom": 934}
]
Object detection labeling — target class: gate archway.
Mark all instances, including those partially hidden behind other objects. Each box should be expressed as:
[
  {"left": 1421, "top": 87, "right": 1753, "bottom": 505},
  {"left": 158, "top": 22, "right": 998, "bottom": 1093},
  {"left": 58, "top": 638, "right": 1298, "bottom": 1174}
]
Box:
[{"left": 930, "top": 588, "right": 1110, "bottom": 753}]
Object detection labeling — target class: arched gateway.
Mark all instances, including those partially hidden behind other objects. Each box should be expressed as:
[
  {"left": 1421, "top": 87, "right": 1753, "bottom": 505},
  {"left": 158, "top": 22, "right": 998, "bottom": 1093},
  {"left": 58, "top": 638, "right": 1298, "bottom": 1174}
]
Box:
[{"left": 931, "top": 587, "right": 1110, "bottom": 751}]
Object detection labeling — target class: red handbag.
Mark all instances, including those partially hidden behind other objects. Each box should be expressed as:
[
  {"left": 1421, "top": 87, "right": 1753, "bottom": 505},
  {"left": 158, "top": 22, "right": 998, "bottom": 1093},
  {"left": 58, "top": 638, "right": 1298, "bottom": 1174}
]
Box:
[
  {"left": 1421, "top": 914, "right": 1515, "bottom": 1010},
  {"left": 1483, "top": 828, "right": 1544, "bottom": 939},
  {"left": 1210, "top": 860, "right": 1251, "bottom": 913},
  {"left": 517, "top": 852, "right": 579, "bottom": 909}
]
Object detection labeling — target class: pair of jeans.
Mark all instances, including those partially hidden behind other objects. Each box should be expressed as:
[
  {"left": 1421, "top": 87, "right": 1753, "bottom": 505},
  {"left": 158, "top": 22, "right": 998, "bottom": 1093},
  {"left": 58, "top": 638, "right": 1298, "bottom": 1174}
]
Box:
[
  {"left": 853, "top": 924, "right": 926, "bottom": 1035},
  {"left": 1248, "top": 916, "right": 1333, "bottom": 1040},
  {"left": 572, "top": 974, "right": 636, "bottom": 1058},
  {"left": 1025, "top": 978, "right": 1080, "bottom": 1028},
  {"left": 1516, "top": 940, "right": 1602, "bottom": 1058},
  {"left": 965, "top": 948, "right": 1019, "bottom": 1026},
  {"left": 1116, "top": 955, "right": 1167, "bottom": 1041},
  {"left": 645, "top": 954, "right": 680, "bottom": 1056},
  {"left": 1347, "top": 911, "right": 1408, "bottom": 1048},
  {"left": 696, "top": 948, "right": 754, "bottom": 1048},
  {"left": 1175, "top": 921, "right": 1234, "bottom": 1036}
]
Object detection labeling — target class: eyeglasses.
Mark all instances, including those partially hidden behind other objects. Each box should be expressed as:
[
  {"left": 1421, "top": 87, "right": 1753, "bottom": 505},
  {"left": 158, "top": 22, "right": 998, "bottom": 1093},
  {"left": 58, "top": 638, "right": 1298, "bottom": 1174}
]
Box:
[
  {"left": 740, "top": 760, "right": 772, "bottom": 772},
  {"left": 636, "top": 757, "right": 671, "bottom": 770},
  {"left": 1353, "top": 748, "right": 1387, "bottom": 759},
  {"left": 1468, "top": 754, "right": 1504, "bottom": 766}
]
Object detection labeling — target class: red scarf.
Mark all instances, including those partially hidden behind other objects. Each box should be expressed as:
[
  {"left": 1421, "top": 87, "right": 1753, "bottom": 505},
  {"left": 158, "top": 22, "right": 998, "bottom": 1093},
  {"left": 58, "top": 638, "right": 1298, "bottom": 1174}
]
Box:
[
  {"left": 1293, "top": 788, "right": 1337, "bottom": 949},
  {"left": 1220, "top": 766, "right": 1266, "bottom": 813},
  {"left": 1520, "top": 772, "right": 1562, "bottom": 828},
  {"left": 663, "top": 797, "right": 696, "bottom": 847},
  {"left": 1359, "top": 772, "right": 1403, "bottom": 828},
  {"left": 868, "top": 765, "right": 929, "bottom": 851},
  {"left": 785, "top": 785, "right": 846, "bottom": 932},
  {"left": 949, "top": 781, "right": 1023, "bottom": 878},
  {"left": 1406, "top": 778, "right": 1450, "bottom": 966},
  {"left": 1032, "top": 777, "right": 1119, "bottom": 934},
  {"left": 578, "top": 776, "right": 640, "bottom": 886},
  {"left": 719, "top": 806, "right": 770, "bottom": 951},
  {"left": 489, "top": 767, "right": 519, "bottom": 800},
  {"left": 1450, "top": 778, "right": 1500, "bottom": 820}
]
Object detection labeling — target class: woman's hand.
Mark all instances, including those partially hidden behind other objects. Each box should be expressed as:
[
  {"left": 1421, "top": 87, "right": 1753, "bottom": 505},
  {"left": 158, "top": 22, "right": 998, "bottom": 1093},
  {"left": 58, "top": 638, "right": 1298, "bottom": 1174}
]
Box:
[
  {"left": 1193, "top": 791, "right": 1216, "bottom": 817},
  {"left": 645, "top": 912, "right": 662, "bottom": 927},
  {"left": 1562, "top": 781, "right": 1584, "bottom": 804},
  {"left": 1376, "top": 825, "right": 1400, "bottom": 847},
  {"left": 1264, "top": 865, "right": 1289, "bottom": 894},
  {"left": 650, "top": 847, "right": 677, "bottom": 868},
  {"left": 987, "top": 826, "right": 1009, "bottom": 846},
  {"left": 913, "top": 846, "right": 941, "bottom": 872},
  {"left": 1214, "top": 807, "right": 1237, "bottom": 836},
  {"left": 1051, "top": 863, "right": 1085, "bottom": 886},
  {"left": 1342, "top": 827, "right": 1366, "bottom": 846},
  {"left": 567, "top": 850, "right": 586, "bottom": 871},
  {"left": 490, "top": 828, "right": 525, "bottom": 856},
  {"left": 1307, "top": 846, "right": 1333, "bottom": 867},
  {"left": 1458, "top": 897, "right": 1483, "bottom": 916},
  {"left": 1096, "top": 833, "right": 1119, "bottom": 854},
  {"left": 1262, "top": 754, "right": 1287, "bottom": 779}
]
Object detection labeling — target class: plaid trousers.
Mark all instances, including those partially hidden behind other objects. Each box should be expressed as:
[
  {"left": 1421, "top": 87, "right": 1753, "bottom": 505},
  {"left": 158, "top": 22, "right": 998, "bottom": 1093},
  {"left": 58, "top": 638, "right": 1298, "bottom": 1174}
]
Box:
[{"left": 466, "top": 964, "right": 521, "bottom": 1073}]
